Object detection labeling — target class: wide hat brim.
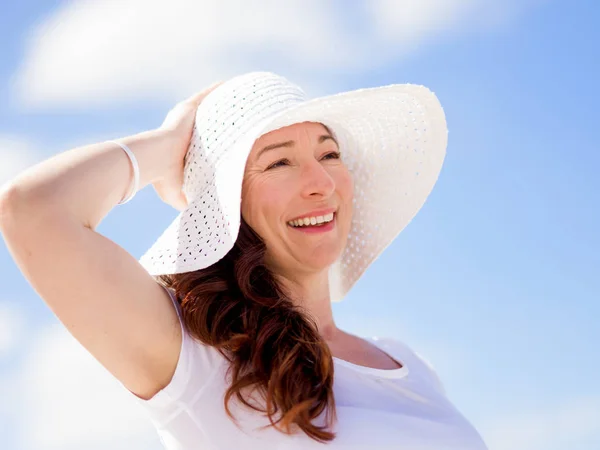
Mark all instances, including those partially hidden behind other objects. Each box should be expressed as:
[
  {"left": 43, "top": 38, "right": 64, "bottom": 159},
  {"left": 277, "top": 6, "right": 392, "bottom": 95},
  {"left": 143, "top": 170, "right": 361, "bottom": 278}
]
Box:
[{"left": 139, "top": 79, "right": 447, "bottom": 302}]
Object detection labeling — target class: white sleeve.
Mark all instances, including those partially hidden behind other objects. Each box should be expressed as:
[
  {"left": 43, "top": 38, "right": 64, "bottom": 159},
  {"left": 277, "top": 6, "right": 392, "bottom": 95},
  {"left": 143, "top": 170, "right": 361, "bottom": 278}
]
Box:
[{"left": 124, "top": 285, "right": 223, "bottom": 415}]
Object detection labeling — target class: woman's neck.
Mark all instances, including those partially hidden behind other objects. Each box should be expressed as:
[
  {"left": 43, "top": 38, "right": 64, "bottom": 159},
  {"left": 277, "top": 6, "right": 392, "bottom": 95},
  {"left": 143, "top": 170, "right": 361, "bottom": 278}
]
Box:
[{"left": 274, "top": 270, "right": 338, "bottom": 338}]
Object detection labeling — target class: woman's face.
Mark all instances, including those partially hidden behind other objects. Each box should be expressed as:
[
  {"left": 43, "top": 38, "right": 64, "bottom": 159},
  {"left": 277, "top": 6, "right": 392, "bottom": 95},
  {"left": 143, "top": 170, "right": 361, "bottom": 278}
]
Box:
[{"left": 241, "top": 122, "right": 353, "bottom": 277}]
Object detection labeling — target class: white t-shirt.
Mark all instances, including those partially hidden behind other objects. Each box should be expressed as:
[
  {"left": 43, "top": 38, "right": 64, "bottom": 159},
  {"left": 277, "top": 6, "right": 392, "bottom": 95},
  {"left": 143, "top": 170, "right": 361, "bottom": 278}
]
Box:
[{"left": 127, "top": 288, "right": 488, "bottom": 449}]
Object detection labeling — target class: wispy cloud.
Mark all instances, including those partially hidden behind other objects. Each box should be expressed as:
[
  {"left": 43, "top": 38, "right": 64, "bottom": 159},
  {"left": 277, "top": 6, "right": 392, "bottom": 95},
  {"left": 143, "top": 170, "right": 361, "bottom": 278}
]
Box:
[
  {"left": 0, "top": 136, "right": 41, "bottom": 188},
  {"left": 11, "top": 0, "right": 546, "bottom": 111},
  {"left": 368, "top": 0, "right": 547, "bottom": 40},
  {"left": 10, "top": 324, "right": 162, "bottom": 450},
  {"left": 481, "top": 396, "right": 600, "bottom": 450},
  {"left": 0, "top": 302, "right": 25, "bottom": 357}
]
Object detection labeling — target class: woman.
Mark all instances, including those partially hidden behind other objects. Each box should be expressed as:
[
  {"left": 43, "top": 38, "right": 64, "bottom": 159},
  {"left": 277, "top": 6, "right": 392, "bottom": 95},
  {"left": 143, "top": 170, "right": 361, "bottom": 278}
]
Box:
[{"left": 0, "top": 72, "right": 487, "bottom": 449}]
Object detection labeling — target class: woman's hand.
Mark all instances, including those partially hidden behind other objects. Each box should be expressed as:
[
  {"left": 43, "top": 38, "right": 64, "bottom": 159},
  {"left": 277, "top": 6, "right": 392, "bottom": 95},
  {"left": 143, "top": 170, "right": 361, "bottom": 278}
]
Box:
[{"left": 152, "top": 82, "right": 222, "bottom": 211}]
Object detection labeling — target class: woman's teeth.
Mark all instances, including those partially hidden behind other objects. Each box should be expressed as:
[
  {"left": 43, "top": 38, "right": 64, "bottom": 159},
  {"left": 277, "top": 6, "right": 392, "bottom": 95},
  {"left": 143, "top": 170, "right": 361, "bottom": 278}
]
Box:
[{"left": 288, "top": 212, "right": 335, "bottom": 228}]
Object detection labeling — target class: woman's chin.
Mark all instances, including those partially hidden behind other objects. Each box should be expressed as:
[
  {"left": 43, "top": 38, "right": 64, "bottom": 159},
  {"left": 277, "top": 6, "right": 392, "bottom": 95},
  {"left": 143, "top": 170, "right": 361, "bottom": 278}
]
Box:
[
  {"left": 265, "top": 240, "right": 347, "bottom": 276},
  {"left": 295, "top": 248, "right": 343, "bottom": 272}
]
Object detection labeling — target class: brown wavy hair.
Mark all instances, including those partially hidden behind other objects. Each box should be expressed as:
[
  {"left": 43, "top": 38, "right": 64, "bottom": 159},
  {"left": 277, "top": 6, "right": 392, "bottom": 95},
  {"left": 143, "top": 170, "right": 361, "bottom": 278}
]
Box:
[{"left": 155, "top": 218, "right": 336, "bottom": 442}]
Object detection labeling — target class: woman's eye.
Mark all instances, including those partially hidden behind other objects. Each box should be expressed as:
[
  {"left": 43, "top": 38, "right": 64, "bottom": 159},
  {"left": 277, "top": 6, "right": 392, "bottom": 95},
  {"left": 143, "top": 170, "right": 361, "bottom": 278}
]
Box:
[
  {"left": 266, "top": 159, "right": 290, "bottom": 170},
  {"left": 322, "top": 151, "right": 341, "bottom": 160}
]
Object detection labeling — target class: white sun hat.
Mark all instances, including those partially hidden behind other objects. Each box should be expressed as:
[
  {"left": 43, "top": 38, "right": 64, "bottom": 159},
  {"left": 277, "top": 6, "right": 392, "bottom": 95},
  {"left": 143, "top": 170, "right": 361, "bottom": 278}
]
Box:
[{"left": 139, "top": 71, "right": 447, "bottom": 302}]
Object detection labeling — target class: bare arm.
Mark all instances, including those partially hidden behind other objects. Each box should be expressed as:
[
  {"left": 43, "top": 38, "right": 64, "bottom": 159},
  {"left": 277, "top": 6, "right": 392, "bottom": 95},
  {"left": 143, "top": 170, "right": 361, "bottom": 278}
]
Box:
[{"left": 0, "top": 129, "right": 183, "bottom": 399}]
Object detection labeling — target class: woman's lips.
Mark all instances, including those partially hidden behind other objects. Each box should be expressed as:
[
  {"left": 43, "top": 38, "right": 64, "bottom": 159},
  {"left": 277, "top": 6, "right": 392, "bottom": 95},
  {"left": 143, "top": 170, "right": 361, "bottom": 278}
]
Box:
[{"left": 287, "top": 213, "right": 336, "bottom": 234}]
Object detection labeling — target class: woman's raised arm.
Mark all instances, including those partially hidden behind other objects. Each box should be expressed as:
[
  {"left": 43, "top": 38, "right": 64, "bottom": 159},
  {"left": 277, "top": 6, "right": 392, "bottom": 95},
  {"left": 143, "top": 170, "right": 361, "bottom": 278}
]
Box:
[{"left": 0, "top": 86, "right": 218, "bottom": 399}]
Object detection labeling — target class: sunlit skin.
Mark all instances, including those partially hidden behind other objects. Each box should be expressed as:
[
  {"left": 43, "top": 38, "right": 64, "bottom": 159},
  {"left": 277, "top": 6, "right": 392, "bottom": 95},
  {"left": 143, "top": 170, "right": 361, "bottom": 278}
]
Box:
[{"left": 241, "top": 122, "right": 354, "bottom": 336}]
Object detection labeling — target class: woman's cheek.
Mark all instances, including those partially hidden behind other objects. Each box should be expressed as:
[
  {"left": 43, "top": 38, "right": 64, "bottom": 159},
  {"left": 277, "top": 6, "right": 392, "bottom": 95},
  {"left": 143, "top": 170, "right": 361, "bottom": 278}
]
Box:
[{"left": 334, "top": 167, "right": 354, "bottom": 199}]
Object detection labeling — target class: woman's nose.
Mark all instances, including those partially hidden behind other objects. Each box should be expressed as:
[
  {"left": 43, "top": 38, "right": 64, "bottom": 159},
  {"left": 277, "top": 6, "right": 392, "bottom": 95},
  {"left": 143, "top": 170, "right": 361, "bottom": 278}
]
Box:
[{"left": 299, "top": 161, "right": 336, "bottom": 199}]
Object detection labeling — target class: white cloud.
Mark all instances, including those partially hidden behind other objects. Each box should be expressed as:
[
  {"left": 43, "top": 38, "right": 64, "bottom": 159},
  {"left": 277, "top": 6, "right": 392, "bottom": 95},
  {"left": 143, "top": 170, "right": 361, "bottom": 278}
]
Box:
[
  {"left": 12, "top": 0, "right": 345, "bottom": 110},
  {"left": 366, "top": 0, "right": 479, "bottom": 44},
  {"left": 12, "top": 0, "right": 546, "bottom": 111},
  {"left": 0, "top": 136, "right": 41, "bottom": 188},
  {"left": 366, "top": 0, "right": 546, "bottom": 40},
  {"left": 12, "top": 324, "right": 162, "bottom": 450},
  {"left": 481, "top": 396, "right": 600, "bottom": 450},
  {"left": 0, "top": 302, "right": 25, "bottom": 356}
]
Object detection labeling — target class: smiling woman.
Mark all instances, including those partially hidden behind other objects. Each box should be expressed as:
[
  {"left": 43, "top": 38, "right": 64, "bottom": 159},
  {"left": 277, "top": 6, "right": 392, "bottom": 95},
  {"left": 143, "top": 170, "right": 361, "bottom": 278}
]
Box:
[
  {"left": 0, "top": 71, "right": 488, "bottom": 449},
  {"left": 242, "top": 122, "right": 354, "bottom": 278}
]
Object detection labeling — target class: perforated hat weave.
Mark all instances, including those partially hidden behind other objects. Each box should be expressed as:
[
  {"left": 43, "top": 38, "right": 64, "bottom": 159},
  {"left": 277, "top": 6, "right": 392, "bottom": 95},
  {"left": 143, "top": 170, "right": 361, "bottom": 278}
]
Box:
[{"left": 139, "top": 72, "right": 447, "bottom": 302}]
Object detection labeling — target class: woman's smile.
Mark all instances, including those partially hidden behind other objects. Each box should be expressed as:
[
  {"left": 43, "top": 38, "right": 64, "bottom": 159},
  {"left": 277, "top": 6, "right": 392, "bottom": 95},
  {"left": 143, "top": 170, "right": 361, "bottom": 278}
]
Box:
[{"left": 287, "top": 209, "right": 337, "bottom": 233}]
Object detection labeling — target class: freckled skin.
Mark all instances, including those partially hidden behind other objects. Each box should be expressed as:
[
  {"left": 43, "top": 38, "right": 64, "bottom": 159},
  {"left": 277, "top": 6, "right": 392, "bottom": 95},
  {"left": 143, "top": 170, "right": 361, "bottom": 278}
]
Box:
[{"left": 241, "top": 122, "right": 354, "bottom": 280}]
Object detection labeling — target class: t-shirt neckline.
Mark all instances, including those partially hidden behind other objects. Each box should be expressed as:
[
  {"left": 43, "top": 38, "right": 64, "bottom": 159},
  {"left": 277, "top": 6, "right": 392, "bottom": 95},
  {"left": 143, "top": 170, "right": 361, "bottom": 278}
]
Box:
[{"left": 332, "top": 337, "right": 410, "bottom": 379}]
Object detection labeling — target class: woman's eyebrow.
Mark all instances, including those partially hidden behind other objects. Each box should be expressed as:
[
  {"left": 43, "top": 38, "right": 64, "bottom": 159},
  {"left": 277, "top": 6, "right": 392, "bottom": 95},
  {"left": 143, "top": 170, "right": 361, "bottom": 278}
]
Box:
[
  {"left": 256, "top": 140, "right": 294, "bottom": 160},
  {"left": 320, "top": 134, "right": 338, "bottom": 147},
  {"left": 256, "top": 133, "right": 338, "bottom": 160}
]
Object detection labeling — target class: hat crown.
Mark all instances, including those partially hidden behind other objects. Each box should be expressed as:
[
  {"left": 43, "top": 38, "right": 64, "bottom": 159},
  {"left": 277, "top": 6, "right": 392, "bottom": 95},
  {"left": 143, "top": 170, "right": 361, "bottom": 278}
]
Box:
[{"left": 182, "top": 72, "right": 307, "bottom": 202}]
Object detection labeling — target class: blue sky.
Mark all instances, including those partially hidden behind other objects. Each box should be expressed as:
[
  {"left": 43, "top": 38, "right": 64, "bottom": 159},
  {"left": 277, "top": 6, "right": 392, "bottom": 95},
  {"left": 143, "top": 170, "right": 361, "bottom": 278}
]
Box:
[{"left": 0, "top": 1, "right": 599, "bottom": 449}]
